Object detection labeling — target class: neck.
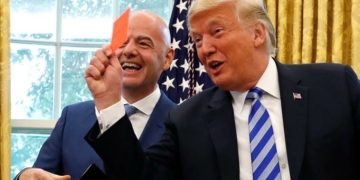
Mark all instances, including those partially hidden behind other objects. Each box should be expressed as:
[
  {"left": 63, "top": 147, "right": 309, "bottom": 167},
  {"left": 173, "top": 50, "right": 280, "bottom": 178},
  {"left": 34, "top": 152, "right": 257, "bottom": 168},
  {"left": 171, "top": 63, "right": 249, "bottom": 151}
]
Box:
[{"left": 235, "top": 54, "right": 270, "bottom": 92}]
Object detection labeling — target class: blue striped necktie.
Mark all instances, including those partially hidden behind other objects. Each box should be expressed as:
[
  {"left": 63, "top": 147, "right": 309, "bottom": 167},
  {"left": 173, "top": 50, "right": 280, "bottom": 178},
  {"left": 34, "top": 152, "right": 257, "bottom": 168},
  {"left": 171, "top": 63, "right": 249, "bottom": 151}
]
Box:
[
  {"left": 247, "top": 87, "right": 281, "bottom": 180},
  {"left": 124, "top": 104, "right": 138, "bottom": 117}
]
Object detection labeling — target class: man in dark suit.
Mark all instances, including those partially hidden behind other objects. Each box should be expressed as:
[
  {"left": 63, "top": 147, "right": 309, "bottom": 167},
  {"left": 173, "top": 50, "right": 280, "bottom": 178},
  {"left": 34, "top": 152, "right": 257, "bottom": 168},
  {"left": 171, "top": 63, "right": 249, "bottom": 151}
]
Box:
[
  {"left": 15, "top": 10, "right": 176, "bottom": 180},
  {"left": 84, "top": 0, "right": 360, "bottom": 179}
]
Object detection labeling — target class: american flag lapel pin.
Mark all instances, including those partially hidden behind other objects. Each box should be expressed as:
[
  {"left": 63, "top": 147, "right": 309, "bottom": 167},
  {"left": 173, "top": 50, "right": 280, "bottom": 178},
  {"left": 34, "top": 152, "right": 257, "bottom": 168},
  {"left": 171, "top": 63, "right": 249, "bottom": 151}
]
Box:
[{"left": 293, "top": 93, "right": 302, "bottom": 100}]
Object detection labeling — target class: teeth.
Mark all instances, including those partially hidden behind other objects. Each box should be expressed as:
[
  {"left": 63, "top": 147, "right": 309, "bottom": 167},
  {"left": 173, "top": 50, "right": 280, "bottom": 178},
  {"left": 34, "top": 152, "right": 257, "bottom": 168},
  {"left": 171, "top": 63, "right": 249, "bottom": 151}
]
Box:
[{"left": 122, "top": 62, "right": 141, "bottom": 69}]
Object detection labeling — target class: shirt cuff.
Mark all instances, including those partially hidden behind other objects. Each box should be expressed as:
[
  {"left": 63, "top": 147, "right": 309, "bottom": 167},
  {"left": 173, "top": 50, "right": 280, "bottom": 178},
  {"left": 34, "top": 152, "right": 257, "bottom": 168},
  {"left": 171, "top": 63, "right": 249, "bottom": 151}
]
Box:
[{"left": 95, "top": 99, "right": 125, "bottom": 134}]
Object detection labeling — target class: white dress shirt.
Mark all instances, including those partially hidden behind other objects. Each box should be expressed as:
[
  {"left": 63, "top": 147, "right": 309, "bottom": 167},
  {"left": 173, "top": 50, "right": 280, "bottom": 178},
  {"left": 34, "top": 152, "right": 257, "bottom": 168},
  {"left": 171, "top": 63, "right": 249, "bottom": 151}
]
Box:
[
  {"left": 230, "top": 58, "right": 291, "bottom": 180},
  {"left": 95, "top": 86, "right": 161, "bottom": 138}
]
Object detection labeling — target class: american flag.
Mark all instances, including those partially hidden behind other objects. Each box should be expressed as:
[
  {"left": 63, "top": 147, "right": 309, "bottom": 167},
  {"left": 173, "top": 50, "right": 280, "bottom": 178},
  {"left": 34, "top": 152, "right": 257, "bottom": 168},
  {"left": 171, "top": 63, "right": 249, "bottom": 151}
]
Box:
[
  {"left": 293, "top": 93, "right": 302, "bottom": 100},
  {"left": 158, "top": 0, "right": 215, "bottom": 104}
]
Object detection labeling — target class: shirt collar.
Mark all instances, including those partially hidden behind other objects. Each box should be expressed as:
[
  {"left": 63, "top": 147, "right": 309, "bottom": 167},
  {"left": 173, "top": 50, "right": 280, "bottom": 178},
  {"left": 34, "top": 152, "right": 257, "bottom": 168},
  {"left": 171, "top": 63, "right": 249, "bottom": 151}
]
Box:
[
  {"left": 123, "top": 85, "right": 161, "bottom": 115},
  {"left": 230, "top": 57, "right": 280, "bottom": 108},
  {"left": 256, "top": 57, "right": 280, "bottom": 99}
]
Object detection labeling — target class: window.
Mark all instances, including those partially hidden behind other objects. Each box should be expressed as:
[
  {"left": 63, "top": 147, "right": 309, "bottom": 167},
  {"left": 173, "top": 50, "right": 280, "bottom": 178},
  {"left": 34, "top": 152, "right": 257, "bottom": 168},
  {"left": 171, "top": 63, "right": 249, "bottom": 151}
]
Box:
[{"left": 10, "top": 0, "right": 173, "bottom": 179}]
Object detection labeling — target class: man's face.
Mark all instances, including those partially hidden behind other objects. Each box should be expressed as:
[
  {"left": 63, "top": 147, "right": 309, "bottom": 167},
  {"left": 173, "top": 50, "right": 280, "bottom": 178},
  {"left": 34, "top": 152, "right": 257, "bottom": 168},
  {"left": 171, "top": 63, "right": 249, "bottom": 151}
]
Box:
[
  {"left": 119, "top": 13, "right": 171, "bottom": 92},
  {"left": 189, "top": 3, "right": 262, "bottom": 91}
]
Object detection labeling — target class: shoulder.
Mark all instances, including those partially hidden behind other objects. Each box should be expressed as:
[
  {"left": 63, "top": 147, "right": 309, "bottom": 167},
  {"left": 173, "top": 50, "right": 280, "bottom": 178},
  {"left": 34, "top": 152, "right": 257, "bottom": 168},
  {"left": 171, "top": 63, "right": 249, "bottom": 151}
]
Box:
[
  {"left": 284, "top": 63, "right": 357, "bottom": 84},
  {"left": 164, "top": 86, "right": 228, "bottom": 127},
  {"left": 64, "top": 100, "right": 94, "bottom": 109},
  {"left": 286, "top": 63, "right": 348, "bottom": 75},
  {"left": 60, "top": 100, "right": 95, "bottom": 115},
  {"left": 159, "top": 91, "right": 178, "bottom": 108},
  {"left": 171, "top": 86, "right": 223, "bottom": 114}
]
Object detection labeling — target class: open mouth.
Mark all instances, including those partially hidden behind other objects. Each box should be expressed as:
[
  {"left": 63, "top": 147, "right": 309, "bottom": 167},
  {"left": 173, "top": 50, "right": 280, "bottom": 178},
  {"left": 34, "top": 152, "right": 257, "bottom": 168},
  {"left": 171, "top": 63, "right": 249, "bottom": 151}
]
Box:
[
  {"left": 210, "top": 61, "right": 223, "bottom": 70},
  {"left": 121, "top": 62, "right": 142, "bottom": 71}
]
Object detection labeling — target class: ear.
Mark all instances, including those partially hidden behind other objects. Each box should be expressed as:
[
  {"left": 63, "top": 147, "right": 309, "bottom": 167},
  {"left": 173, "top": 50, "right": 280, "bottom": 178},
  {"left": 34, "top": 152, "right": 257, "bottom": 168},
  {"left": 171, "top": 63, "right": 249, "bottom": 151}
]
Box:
[
  {"left": 254, "top": 22, "right": 266, "bottom": 48},
  {"left": 162, "top": 48, "right": 175, "bottom": 70}
]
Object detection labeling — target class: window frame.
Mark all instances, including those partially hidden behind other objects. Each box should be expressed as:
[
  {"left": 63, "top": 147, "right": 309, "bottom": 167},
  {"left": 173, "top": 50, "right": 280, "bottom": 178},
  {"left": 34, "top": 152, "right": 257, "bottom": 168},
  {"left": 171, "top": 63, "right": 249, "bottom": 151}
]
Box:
[
  {"left": 10, "top": 0, "right": 174, "bottom": 130},
  {"left": 10, "top": 0, "right": 121, "bottom": 129}
]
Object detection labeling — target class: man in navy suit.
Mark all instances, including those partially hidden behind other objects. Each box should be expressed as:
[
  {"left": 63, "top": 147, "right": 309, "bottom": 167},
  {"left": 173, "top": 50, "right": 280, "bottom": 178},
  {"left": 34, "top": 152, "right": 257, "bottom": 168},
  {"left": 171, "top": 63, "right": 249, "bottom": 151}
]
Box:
[
  {"left": 15, "top": 10, "right": 176, "bottom": 180},
  {"left": 83, "top": 0, "right": 360, "bottom": 179}
]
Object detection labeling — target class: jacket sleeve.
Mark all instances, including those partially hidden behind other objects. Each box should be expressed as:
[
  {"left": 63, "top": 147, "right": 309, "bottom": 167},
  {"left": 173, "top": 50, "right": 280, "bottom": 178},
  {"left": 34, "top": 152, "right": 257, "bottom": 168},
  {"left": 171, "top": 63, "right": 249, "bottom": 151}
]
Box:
[
  {"left": 344, "top": 66, "right": 360, "bottom": 171},
  {"left": 32, "top": 106, "right": 70, "bottom": 173},
  {"left": 85, "top": 112, "right": 181, "bottom": 180}
]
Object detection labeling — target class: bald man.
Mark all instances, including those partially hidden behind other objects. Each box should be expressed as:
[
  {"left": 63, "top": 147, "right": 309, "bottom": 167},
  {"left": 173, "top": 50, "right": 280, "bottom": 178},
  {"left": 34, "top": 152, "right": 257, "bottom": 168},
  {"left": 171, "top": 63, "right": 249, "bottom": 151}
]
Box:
[{"left": 15, "top": 10, "right": 176, "bottom": 180}]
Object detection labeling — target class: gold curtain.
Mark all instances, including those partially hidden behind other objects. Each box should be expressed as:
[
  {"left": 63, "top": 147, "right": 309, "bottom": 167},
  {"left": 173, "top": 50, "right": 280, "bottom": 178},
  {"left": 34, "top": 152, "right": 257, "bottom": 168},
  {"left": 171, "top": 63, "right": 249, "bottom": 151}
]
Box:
[
  {"left": 0, "top": 0, "right": 11, "bottom": 179},
  {"left": 265, "top": 0, "right": 360, "bottom": 75}
]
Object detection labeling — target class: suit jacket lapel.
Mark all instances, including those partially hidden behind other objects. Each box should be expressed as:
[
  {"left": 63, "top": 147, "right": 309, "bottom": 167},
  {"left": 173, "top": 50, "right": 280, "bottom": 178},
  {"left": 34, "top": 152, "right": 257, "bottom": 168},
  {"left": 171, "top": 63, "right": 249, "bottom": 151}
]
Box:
[
  {"left": 276, "top": 60, "right": 308, "bottom": 180},
  {"left": 205, "top": 88, "right": 239, "bottom": 180},
  {"left": 139, "top": 92, "right": 175, "bottom": 149}
]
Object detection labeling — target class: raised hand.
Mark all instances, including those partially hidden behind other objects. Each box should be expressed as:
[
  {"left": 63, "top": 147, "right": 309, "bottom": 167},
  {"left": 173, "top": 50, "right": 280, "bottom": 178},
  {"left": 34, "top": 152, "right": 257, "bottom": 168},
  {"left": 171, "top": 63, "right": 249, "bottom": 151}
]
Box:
[{"left": 84, "top": 45, "right": 123, "bottom": 111}]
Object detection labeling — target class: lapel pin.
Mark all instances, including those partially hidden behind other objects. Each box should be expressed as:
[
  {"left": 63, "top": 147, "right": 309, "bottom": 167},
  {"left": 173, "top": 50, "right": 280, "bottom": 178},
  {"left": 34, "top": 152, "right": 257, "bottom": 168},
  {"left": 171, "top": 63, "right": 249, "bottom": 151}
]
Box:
[{"left": 293, "top": 93, "right": 302, "bottom": 100}]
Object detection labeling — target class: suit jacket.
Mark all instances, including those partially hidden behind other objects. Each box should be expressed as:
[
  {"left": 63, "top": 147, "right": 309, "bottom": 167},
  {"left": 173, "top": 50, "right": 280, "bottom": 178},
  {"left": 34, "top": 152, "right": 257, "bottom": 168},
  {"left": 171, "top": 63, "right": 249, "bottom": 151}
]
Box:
[
  {"left": 86, "top": 61, "right": 360, "bottom": 180},
  {"left": 23, "top": 91, "right": 176, "bottom": 180}
]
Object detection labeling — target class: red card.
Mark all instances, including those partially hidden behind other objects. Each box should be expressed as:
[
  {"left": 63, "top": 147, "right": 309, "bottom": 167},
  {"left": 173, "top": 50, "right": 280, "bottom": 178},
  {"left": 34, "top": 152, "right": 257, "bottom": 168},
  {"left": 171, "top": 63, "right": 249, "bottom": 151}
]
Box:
[{"left": 110, "top": 8, "right": 131, "bottom": 52}]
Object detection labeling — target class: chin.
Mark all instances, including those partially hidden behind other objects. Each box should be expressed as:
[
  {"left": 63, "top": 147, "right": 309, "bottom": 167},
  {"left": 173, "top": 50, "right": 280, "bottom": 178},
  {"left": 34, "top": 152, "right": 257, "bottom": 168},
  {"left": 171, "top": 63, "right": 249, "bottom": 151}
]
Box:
[
  {"left": 122, "top": 83, "right": 141, "bottom": 89},
  {"left": 213, "top": 79, "right": 235, "bottom": 91},
  {"left": 213, "top": 80, "right": 227, "bottom": 89}
]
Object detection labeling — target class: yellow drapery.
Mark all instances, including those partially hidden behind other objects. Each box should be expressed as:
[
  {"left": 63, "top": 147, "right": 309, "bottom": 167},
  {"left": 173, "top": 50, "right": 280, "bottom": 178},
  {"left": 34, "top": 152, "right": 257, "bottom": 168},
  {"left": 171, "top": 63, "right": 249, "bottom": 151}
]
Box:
[
  {"left": 265, "top": 0, "right": 360, "bottom": 75},
  {"left": 0, "top": 0, "right": 11, "bottom": 179}
]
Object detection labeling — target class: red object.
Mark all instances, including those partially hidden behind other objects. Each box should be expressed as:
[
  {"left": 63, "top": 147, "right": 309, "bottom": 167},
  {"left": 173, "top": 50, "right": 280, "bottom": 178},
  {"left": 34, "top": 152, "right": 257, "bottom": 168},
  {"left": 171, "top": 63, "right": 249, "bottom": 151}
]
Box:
[{"left": 110, "top": 8, "right": 131, "bottom": 52}]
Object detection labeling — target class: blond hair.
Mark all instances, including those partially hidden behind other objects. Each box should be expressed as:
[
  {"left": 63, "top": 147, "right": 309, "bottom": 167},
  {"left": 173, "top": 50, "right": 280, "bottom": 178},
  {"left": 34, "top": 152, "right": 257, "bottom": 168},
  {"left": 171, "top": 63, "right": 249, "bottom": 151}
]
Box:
[{"left": 188, "top": 0, "right": 276, "bottom": 55}]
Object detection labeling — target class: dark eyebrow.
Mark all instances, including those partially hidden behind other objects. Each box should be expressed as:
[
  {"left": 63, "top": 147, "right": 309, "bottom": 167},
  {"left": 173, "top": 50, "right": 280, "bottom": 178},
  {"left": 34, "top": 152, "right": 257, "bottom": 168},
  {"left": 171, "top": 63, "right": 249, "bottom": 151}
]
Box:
[{"left": 135, "top": 36, "right": 155, "bottom": 46}]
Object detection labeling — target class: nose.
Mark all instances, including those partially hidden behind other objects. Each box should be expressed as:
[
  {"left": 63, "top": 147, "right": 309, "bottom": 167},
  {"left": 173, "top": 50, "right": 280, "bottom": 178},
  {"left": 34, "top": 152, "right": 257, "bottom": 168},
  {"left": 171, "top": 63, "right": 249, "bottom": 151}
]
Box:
[
  {"left": 201, "top": 35, "right": 216, "bottom": 57},
  {"left": 122, "top": 40, "right": 138, "bottom": 58}
]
